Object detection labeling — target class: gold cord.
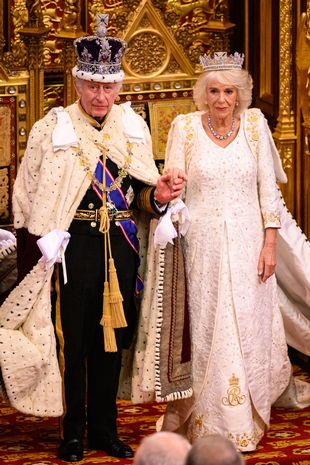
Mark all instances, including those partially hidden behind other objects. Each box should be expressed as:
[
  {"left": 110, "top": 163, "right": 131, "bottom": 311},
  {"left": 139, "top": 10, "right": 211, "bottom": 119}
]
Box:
[{"left": 97, "top": 147, "right": 127, "bottom": 352}]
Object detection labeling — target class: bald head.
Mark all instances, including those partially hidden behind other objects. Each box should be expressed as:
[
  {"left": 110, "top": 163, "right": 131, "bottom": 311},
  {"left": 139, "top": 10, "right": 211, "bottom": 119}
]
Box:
[
  {"left": 185, "top": 435, "right": 245, "bottom": 465},
  {"left": 134, "top": 432, "right": 191, "bottom": 465}
]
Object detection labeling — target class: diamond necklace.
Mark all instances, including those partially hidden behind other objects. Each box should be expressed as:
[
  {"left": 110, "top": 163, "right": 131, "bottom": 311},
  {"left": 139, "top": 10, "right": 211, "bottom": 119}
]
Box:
[{"left": 207, "top": 114, "right": 235, "bottom": 140}]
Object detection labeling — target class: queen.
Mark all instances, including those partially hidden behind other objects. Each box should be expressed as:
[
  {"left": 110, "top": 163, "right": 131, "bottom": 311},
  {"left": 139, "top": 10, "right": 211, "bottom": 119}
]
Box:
[{"left": 135, "top": 51, "right": 310, "bottom": 452}]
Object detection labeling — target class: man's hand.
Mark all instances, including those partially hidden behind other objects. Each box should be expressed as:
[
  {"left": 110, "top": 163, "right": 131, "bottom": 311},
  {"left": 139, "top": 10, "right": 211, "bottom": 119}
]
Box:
[{"left": 154, "top": 168, "right": 187, "bottom": 204}]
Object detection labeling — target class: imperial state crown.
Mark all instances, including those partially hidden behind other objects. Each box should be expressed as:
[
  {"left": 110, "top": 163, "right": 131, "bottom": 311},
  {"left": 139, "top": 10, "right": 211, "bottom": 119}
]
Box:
[{"left": 72, "top": 14, "right": 127, "bottom": 83}]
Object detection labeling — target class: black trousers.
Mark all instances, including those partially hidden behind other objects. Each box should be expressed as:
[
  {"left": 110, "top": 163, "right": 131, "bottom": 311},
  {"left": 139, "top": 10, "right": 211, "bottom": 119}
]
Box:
[{"left": 57, "top": 222, "right": 137, "bottom": 441}]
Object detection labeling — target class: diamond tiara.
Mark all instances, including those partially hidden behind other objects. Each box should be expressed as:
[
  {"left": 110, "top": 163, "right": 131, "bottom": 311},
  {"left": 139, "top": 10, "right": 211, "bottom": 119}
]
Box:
[{"left": 200, "top": 52, "right": 245, "bottom": 72}]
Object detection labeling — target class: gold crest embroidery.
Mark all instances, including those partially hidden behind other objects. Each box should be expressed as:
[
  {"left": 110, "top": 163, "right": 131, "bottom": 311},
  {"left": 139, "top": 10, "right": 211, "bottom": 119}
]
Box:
[
  {"left": 194, "top": 414, "right": 204, "bottom": 429},
  {"left": 228, "top": 429, "right": 263, "bottom": 449},
  {"left": 222, "top": 373, "right": 246, "bottom": 407}
]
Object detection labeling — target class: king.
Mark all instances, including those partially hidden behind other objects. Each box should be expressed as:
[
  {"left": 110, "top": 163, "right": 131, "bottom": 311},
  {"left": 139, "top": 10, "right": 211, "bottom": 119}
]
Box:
[{"left": 1, "top": 13, "right": 186, "bottom": 463}]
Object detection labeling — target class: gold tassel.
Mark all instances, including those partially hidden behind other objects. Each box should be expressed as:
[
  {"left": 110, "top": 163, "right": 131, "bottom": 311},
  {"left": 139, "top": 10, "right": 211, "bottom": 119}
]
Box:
[
  {"left": 99, "top": 205, "right": 110, "bottom": 234},
  {"left": 109, "top": 258, "right": 128, "bottom": 329},
  {"left": 100, "top": 281, "right": 117, "bottom": 352}
]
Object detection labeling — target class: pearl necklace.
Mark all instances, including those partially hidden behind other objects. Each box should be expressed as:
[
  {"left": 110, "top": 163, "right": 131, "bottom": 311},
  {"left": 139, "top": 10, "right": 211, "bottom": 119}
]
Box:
[{"left": 207, "top": 114, "right": 235, "bottom": 140}]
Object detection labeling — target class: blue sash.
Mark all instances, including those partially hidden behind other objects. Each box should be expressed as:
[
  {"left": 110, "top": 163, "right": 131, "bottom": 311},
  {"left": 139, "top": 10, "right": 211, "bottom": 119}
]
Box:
[{"left": 94, "top": 159, "right": 143, "bottom": 293}]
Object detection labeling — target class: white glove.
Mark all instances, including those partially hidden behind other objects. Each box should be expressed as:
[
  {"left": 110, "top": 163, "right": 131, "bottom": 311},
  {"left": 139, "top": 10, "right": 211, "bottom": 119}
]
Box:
[
  {"left": 0, "top": 228, "right": 16, "bottom": 249},
  {"left": 37, "top": 229, "right": 71, "bottom": 283},
  {"left": 154, "top": 199, "right": 191, "bottom": 247}
]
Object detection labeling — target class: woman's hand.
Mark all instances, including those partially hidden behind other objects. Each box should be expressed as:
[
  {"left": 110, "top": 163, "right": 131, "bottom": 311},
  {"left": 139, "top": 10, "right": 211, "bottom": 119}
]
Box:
[
  {"left": 257, "top": 228, "right": 277, "bottom": 282},
  {"left": 154, "top": 168, "right": 187, "bottom": 204}
]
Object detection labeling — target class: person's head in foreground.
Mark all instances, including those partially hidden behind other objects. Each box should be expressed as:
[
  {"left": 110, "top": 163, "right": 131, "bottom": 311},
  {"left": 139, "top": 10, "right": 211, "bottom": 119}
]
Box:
[
  {"left": 134, "top": 431, "right": 191, "bottom": 465},
  {"left": 185, "top": 434, "right": 245, "bottom": 465}
]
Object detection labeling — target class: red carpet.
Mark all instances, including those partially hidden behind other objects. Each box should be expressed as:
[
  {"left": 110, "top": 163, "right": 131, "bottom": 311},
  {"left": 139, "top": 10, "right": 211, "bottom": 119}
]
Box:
[{"left": 1, "top": 370, "right": 310, "bottom": 464}]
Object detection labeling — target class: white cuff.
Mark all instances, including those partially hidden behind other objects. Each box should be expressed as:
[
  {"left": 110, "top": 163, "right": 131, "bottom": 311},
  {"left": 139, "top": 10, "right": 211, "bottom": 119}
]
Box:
[
  {"left": 154, "top": 199, "right": 190, "bottom": 247},
  {"left": 153, "top": 199, "right": 168, "bottom": 213}
]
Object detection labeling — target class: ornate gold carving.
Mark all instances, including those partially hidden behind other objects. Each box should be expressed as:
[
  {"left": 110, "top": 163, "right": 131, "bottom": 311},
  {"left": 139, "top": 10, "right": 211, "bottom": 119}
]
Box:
[
  {"left": 19, "top": 15, "right": 50, "bottom": 125},
  {"left": 273, "top": 0, "right": 297, "bottom": 216},
  {"left": 3, "top": 0, "right": 235, "bottom": 94},
  {"left": 222, "top": 373, "right": 246, "bottom": 407},
  {"left": 273, "top": 140, "right": 295, "bottom": 173},
  {"left": 122, "top": 1, "right": 194, "bottom": 84},
  {"left": 55, "top": 0, "right": 85, "bottom": 106},
  {"left": 43, "top": 84, "right": 64, "bottom": 115},
  {"left": 140, "top": 14, "right": 152, "bottom": 28},
  {"left": 280, "top": 144, "right": 294, "bottom": 171},
  {"left": 88, "top": 1, "right": 131, "bottom": 37},
  {"left": 274, "top": 140, "right": 295, "bottom": 215},
  {"left": 166, "top": 0, "right": 230, "bottom": 24},
  {"left": 131, "top": 102, "right": 147, "bottom": 120},
  {"left": 274, "top": 0, "right": 295, "bottom": 136},
  {"left": 59, "top": 0, "right": 83, "bottom": 33},
  {"left": 86, "top": 1, "right": 233, "bottom": 80},
  {"left": 44, "top": 39, "right": 62, "bottom": 67},
  {"left": 165, "top": 57, "right": 182, "bottom": 74},
  {"left": 126, "top": 31, "right": 169, "bottom": 76},
  {"left": 165, "top": 0, "right": 234, "bottom": 67},
  {"left": 296, "top": 5, "right": 310, "bottom": 127},
  {"left": 26, "top": 0, "right": 44, "bottom": 27},
  {"left": 6, "top": 0, "right": 28, "bottom": 69}
]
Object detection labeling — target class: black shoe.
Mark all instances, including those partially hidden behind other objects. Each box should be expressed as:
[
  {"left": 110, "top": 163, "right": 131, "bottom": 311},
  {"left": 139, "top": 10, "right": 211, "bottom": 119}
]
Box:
[
  {"left": 88, "top": 436, "right": 133, "bottom": 458},
  {"left": 59, "top": 438, "right": 84, "bottom": 462}
]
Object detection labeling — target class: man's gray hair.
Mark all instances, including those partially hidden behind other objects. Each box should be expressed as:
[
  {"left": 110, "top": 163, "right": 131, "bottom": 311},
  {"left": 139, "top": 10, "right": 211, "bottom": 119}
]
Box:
[
  {"left": 134, "top": 431, "right": 191, "bottom": 465},
  {"left": 185, "top": 435, "right": 245, "bottom": 465},
  {"left": 74, "top": 77, "right": 122, "bottom": 93}
]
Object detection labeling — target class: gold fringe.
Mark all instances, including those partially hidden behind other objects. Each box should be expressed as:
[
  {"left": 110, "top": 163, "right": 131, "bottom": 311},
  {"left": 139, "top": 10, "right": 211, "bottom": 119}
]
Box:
[
  {"left": 100, "top": 281, "right": 117, "bottom": 352},
  {"left": 109, "top": 258, "right": 127, "bottom": 328}
]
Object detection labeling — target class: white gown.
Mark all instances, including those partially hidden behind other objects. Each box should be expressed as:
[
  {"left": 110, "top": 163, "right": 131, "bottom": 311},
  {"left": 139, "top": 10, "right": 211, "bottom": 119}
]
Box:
[{"left": 160, "top": 111, "right": 309, "bottom": 451}]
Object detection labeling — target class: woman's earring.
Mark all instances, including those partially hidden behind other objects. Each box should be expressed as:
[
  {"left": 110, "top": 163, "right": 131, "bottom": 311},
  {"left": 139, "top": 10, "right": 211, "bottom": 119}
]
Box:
[{"left": 235, "top": 101, "right": 239, "bottom": 107}]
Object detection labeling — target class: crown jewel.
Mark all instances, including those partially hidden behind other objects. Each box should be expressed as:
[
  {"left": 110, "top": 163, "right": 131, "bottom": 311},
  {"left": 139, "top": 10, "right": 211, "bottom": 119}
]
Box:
[
  {"left": 72, "top": 13, "right": 127, "bottom": 83},
  {"left": 96, "top": 14, "right": 108, "bottom": 37},
  {"left": 200, "top": 52, "right": 244, "bottom": 72}
]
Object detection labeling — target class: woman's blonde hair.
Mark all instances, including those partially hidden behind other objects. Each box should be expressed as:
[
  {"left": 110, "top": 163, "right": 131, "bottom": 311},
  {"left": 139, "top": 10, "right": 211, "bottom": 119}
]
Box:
[{"left": 193, "top": 68, "right": 253, "bottom": 117}]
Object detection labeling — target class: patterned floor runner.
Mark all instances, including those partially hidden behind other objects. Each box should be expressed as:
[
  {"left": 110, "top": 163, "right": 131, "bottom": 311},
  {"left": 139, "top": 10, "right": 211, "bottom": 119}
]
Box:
[{"left": 1, "top": 369, "right": 310, "bottom": 464}]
